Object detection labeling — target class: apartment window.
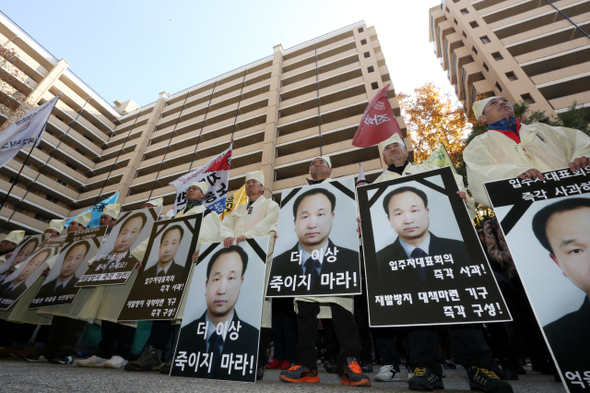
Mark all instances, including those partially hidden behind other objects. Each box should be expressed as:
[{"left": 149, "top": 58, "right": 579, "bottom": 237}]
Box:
[
  {"left": 506, "top": 71, "right": 518, "bottom": 81},
  {"left": 470, "top": 21, "right": 479, "bottom": 28},
  {"left": 472, "top": 46, "right": 478, "bottom": 55},
  {"left": 361, "top": 39, "right": 367, "bottom": 45},
  {"left": 34, "top": 213, "right": 49, "bottom": 223},
  {"left": 480, "top": 36, "right": 491, "bottom": 44},
  {"left": 453, "top": 0, "right": 460, "bottom": 2},
  {"left": 83, "top": 135, "right": 93, "bottom": 142},
  {"left": 483, "top": 62, "right": 489, "bottom": 72},
  {"left": 492, "top": 52, "right": 504, "bottom": 61},
  {"left": 363, "top": 52, "right": 370, "bottom": 58},
  {"left": 45, "top": 195, "right": 58, "bottom": 203},
  {"left": 454, "top": 19, "right": 458, "bottom": 25},
  {"left": 445, "top": 7, "right": 449, "bottom": 12},
  {"left": 367, "top": 66, "right": 375, "bottom": 73},
  {"left": 66, "top": 162, "right": 77, "bottom": 171},
  {"left": 462, "top": 31, "right": 467, "bottom": 38},
  {"left": 460, "top": 8, "right": 469, "bottom": 14},
  {"left": 371, "top": 82, "right": 379, "bottom": 90},
  {"left": 358, "top": 27, "right": 364, "bottom": 33},
  {"left": 495, "top": 82, "right": 503, "bottom": 92},
  {"left": 57, "top": 179, "right": 68, "bottom": 187},
  {"left": 521, "top": 93, "right": 535, "bottom": 104}
]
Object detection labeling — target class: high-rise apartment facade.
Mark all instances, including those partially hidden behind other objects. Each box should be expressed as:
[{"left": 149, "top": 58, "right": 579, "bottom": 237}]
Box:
[
  {"left": 0, "top": 14, "right": 406, "bottom": 237},
  {"left": 429, "top": 0, "right": 590, "bottom": 118}
]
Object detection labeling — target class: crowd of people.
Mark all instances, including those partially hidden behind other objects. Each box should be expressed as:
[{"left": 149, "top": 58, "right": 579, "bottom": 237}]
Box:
[{"left": 1, "top": 96, "right": 589, "bottom": 392}]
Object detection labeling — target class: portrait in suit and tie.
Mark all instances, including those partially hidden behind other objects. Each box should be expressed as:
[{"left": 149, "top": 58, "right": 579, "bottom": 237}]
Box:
[
  {"left": 92, "top": 211, "right": 148, "bottom": 273},
  {"left": 34, "top": 241, "right": 91, "bottom": 302},
  {"left": 174, "top": 245, "right": 259, "bottom": 381},
  {"left": 0, "top": 248, "right": 51, "bottom": 308},
  {"left": 269, "top": 183, "right": 360, "bottom": 297},
  {"left": 143, "top": 224, "right": 186, "bottom": 279},
  {"left": 375, "top": 186, "right": 469, "bottom": 285}
]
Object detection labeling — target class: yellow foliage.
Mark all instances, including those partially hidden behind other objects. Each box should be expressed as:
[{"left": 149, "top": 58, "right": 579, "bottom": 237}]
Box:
[{"left": 398, "top": 82, "right": 470, "bottom": 164}]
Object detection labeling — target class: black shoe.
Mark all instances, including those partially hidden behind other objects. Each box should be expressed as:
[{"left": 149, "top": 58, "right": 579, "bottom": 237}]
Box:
[
  {"left": 124, "top": 345, "right": 162, "bottom": 371},
  {"left": 159, "top": 362, "right": 171, "bottom": 374},
  {"left": 467, "top": 366, "right": 513, "bottom": 393},
  {"left": 408, "top": 367, "right": 444, "bottom": 391},
  {"left": 51, "top": 354, "right": 74, "bottom": 365},
  {"left": 324, "top": 359, "right": 337, "bottom": 374},
  {"left": 360, "top": 360, "right": 373, "bottom": 373},
  {"left": 501, "top": 368, "right": 518, "bottom": 381}
]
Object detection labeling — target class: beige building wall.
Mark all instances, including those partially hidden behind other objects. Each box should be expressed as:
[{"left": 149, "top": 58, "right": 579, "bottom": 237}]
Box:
[
  {"left": 429, "top": 0, "right": 590, "bottom": 118},
  {"left": 0, "top": 17, "right": 407, "bottom": 237}
]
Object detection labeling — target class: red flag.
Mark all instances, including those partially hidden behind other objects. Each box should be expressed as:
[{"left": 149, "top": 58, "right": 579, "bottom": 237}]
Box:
[{"left": 352, "top": 84, "right": 402, "bottom": 148}]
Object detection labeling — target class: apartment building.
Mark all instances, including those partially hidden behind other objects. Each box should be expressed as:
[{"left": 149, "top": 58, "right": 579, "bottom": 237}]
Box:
[
  {"left": 429, "top": 0, "right": 590, "bottom": 118},
  {"left": 0, "top": 14, "right": 406, "bottom": 237}
]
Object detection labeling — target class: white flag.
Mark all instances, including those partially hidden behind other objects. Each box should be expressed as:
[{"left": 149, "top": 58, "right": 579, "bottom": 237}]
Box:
[
  {"left": 0, "top": 96, "right": 60, "bottom": 169},
  {"left": 169, "top": 145, "right": 232, "bottom": 214}
]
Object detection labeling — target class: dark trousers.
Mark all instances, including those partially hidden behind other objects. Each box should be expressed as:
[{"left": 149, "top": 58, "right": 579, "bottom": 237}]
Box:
[
  {"left": 373, "top": 327, "right": 402, "bottom": 367},
  {"left": 407, "top": 325, "right": 494, "bottom": 378},
  {"left": 271, "top": 317, "right": 295, "bottom": 362},
  {"left": 146, "top": 320, "right": 174, "bottom": 351},
  {"left": 0, "top": 320, "right": 37, "bottom": 347},
  {"left": 43, "top": 316, "right": 88, "bottom": 359},
  {"left": 95, "top": 321, "right": 136, "bottom": 360},
  {"left": 295, "top": 301, "right": 362, "bottom": 372}
]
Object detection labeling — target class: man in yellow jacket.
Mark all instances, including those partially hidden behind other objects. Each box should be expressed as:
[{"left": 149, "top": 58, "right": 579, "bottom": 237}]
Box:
[{"left": 465, "top": 96, "right": 590, "bottom": 207}]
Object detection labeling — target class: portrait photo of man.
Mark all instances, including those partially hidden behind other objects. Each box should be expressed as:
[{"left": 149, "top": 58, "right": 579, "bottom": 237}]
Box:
[
  {"left": 143, "top": 224, "right": 186, "bottom": 279},
  {"left": 0, "top": 248, "right": 52, "bottom": 306},
  {"left": 271, "top": 187, "right": 358, "bottom": 295},
  {"left": 34, "top": 240, "right": 91, "bottom": 302},
  {"left": 94, "top": 211, "right": 148, "bottom": 273},
  {"left": 532, "top": 197, "right": 590, "bottom": 373},
  {"left": 174, "top": 244, "right": 259, "bottom": 381},
  {"left": 375, "top": 185, "right": 469, "bottom": 282},
  {"left": 0, "top": 236, "right": 40, "bottom": 281}
]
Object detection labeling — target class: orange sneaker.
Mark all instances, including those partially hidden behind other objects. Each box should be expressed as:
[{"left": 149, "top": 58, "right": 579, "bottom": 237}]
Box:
[
  {"left": 341, "top": 357, "right": 371, "bottom": 387},
  {"left": 279, "top": 365, "right": 320, "bottom": 383}
]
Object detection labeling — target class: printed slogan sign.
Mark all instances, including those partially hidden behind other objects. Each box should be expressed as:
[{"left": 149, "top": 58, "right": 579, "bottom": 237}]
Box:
[
  {"left": 486, "top": 166, "right": 590, "bottom": 393},
  {"left": 358, "top": 167, "right": 510, "bottom": 327},
  {"left": 267, "top": 178, "right": 361, "bottom": 297}
]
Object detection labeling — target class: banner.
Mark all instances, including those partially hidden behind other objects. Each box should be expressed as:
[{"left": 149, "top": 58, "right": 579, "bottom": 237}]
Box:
[
  {"left": 29, "top": 227, "right": 106, "bottom": 308},
  {"left": 0, "top": 237, "right": 63, "bottom": 310},
  {"left": 76, "top": 206, "right": 162, "bottom": 287},
  {"left": 169, "top": 146, "right": 232, "bottom": 215},
  {"left": 352, "top": 84, "right": 402, "bottom": 148},
  {"left": 220, "top": 183, "right": 247, "bottom": 221},
  {"left": 0, "top": 95, "right": 60, "bottom": 169},
  {"left": 65, "top": 192, "right": 120, "bottom": 229},
  {"left": 424, "top": 144, "right": 457, "bottom": 174},
  {"left": 267, "top": 178, "right": 361, "bottom": 297},
  {"left": 485, "top": 166, "right": 590, "bottom": 393},
  {"left": 358, "top": 167, "right": 510, "bottom": 327},
  {"left": 118, "top": 214, "right": 201, "bottom": 321},
  {"left": 171, "top": 238, "right": 268, "bottom": 382}
]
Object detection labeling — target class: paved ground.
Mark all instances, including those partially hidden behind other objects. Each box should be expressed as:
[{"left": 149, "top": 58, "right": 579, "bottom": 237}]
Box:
[{"left": 0, "top": 359, "right": 566, "bottom": 393}]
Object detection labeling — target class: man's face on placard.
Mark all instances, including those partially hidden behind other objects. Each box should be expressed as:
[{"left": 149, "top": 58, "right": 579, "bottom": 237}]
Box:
[
  {"left": 546, "top": 207, "right": 590, "bottom": 296},
  {"left": 158, "top": 228, "right": 182, "bottom": 266},
  {"left": 113, "top": 215, "right": 144, "bottom": 253},
  {"left": 294, "top": 193, "right": 334, "bottom": 250},
  {"left": 60, "top": 243, "right": 88, "bottom": 281},
  {"left": 387, "top": 191, "right": 430, "bottom": 244},
  {"left": 205, "top": 251, "right": 244, "bottom": 320},
  {"left": 17, "top": 250, "right": 50, "bottom": 283},
  {"left": 10, "top": 240, "right": 37, "bottom": 270}
]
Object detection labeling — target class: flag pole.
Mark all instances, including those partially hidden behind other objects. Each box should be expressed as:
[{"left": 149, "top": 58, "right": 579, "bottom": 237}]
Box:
[{"left": 0, "top": 126, "right": 44, "bottom": 211}]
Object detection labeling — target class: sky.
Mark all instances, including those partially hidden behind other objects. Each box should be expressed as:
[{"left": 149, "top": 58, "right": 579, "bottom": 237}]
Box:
[{"left": 1, "top": 0, "right": 455, "bottom": 108}]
